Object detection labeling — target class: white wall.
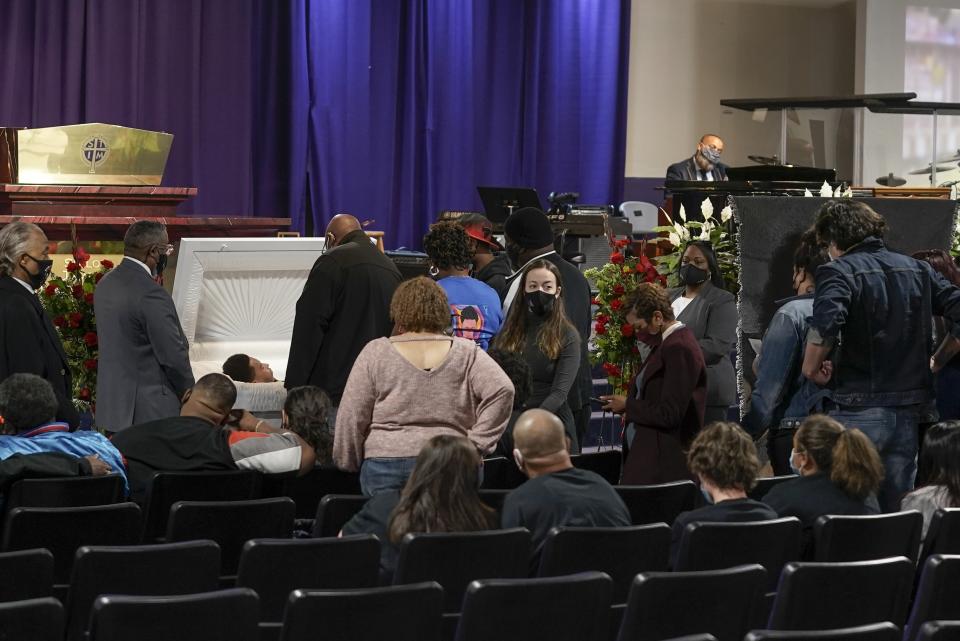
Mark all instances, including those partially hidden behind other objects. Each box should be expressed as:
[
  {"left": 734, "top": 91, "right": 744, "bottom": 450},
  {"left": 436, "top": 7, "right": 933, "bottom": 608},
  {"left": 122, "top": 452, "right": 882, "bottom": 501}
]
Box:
[
  {"left": 857, "top": 0, "right": 960, "bottom": 187},
  {"left": 625, "top": 0, "right": 857, "bottom": 178}
]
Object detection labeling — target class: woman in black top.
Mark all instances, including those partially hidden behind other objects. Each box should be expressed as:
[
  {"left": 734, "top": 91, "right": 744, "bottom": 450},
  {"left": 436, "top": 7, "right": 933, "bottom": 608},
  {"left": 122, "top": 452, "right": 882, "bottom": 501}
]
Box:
[
  {"left": 494, "top": 260, "right": 581, "bottom": 451},
  {"left": 762, "top": 414, "right": 883, "bottom": 556},
  {"left": 337, "top": 434, "right": 496, "bottom": 581},
  {"left": 671, "top": 422, "right": 778, "bottom": 568}
]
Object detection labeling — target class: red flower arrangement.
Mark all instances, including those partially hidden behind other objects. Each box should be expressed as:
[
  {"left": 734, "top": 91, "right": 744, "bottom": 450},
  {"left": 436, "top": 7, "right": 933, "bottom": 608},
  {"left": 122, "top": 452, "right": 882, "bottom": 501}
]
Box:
[
  {"left": 584, "top": 236, "right": 665, "bottom": 394},
  {"left": 40, "top": 250, "right": 114, "bottom": 413}
]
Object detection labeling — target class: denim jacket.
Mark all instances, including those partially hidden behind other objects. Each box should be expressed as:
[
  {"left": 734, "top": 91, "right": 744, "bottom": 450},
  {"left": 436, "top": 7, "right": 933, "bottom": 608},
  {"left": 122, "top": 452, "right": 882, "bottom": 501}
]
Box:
[
  {"left": 743, "top": 296, "right": 825, "bottom": 436},
  {"left": 807, "top": 237, "right": 960, "bottom": 407}
]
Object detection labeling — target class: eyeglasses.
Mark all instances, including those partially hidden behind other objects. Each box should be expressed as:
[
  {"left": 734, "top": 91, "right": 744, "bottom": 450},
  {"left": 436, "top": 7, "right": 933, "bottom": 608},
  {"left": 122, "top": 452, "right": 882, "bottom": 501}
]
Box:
[{"left": 157, "top": 244, "right": 175, "bottom": 256}]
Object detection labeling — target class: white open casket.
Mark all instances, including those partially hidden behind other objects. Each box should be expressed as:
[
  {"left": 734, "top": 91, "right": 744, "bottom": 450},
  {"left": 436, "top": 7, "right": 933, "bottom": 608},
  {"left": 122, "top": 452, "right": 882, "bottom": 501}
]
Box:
[{"left": 171, "top": 237, "right": 326, "bottom": 416}]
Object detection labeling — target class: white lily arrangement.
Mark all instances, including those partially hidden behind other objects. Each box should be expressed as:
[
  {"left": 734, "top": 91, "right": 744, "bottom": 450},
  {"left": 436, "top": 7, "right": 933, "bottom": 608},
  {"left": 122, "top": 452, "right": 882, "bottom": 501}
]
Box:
[
  {"left": 653, "top": 197, "right": 738, "bottom": 289},
  {"left": 808, "top": 181, "right": 852, "bottom": 198}
]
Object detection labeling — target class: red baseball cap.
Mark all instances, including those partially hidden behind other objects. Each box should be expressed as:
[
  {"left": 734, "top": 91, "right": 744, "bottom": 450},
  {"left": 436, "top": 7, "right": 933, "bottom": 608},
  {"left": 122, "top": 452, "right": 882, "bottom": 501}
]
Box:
[{"left": 459, "top": 213, "right": 504, "bottom": 251}]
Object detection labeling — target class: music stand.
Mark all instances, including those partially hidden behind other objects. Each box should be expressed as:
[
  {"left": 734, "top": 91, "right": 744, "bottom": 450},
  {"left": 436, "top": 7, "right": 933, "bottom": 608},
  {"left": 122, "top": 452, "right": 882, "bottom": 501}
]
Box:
[{"left": 476, "top": 186, "right": 543, "bottom": 223}]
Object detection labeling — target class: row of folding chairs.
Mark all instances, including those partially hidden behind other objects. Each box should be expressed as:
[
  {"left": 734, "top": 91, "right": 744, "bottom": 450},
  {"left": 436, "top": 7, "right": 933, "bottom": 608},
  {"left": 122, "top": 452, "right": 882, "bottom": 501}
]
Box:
[
  {"left": 4, "top": 556, "right": 960, "bottom": 641},
  {"left": 4, "top": 529, "right": 960, "bottom": 641},
  {"left": 4, "top": 495, "right": 960, "bottom": 603}
]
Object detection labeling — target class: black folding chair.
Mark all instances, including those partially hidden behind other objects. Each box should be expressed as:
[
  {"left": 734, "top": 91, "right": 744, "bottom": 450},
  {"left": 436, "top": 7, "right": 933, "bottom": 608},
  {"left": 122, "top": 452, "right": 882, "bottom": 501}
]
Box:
[
  {"left": 1, "top": 503, "right": 142, "bottom": 587},
  {"left": 236, "top": 535, "right": 380, "bottom": 624},
  {"left": 0, "top": 548, "right": 53, "bottom": 602},
  {"left": 767, "top": 557, "right": 914, "bottom": 630},
  {"left": 479, "top": 457, "right": 527, "bottom": 490},
  {"left": 813, "top": 512, "right": 922, "bottom": 563},
  {"left": 748, "top": 475, "right": 798, "bottom": 502},
  {"left": 745, "top": 623, "right": 901, "bottom": 640},
  {"left": 674, "top": 518, "right": 802, "bottom": 593},
  {"left": 616, "top": 564, "right": 767, "bottom": 641},
  {"left": 142, "top": 470, "right": 261, "bottom": 542},
  {"left": 455, "top": 572, "right": 613, "bottom": 641},
  {"left": 65, "top": 540, "right": 221, "bottom": 641},
  {"left": 260, "top": 466, "right": 362, "bottom": 519},
  {"left": 917, "top": 622, "right": 960, "bottom": 641},
  {"left": 393, "top": 528, "right": 531, "bottom": 613},
  {"left": 614, "top": 482, "right": 699, "bottom": 526},
  {"left": 477, "top": 489, "right": 510, "bottom": 515},
  {"left": 279, "top": 582, "right": 444, "bottom": 641},
  {"left": 0, "top": 597, "right": 64, "bottom": 641},
  {"left": 904, "top": 555, "right": 960, "bottom": 641},
  {"left": 570, "top": 451, "right": 621, "bottom": 485},
  {"left": 921, "top": 508, "right": 960, "bottom": 561},
  {"left": 311, "top": 494, "right": 369, "bottom": 538},
  {"left": 88, "top": 588, "right": 259, "bottom": 641},
  {"left": 6, "top": 474, "right": 124, "bottom": 511},
  {"left": 166, "top": 497, "right": 295, "bottom": 579},
  {"left": 537, "top": 524, "right": 670, "bottom": 603}
]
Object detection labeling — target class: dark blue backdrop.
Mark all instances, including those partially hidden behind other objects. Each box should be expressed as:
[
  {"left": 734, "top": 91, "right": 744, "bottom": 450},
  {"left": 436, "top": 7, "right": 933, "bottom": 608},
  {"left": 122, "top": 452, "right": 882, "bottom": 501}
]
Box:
[{"left": 1, "top": 0, "right": 630, "bottom": 249}]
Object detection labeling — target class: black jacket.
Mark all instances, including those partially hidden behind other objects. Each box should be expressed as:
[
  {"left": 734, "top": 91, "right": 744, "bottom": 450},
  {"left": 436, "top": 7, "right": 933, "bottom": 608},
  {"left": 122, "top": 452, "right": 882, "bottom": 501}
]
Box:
[
  {"left": 665, "top": 157, "right": 729, "bottom": 182},
  {"left": 670, "top": 283, "right": 738, "bottom": 408},
  {"left": 506, "top": 252, "right": 593, "bottom": 409},
  {"left": 476, "top": 253, "right": 512, "bottom": 302},
  {"left": 285, "top": 231, "right": 402, "bottom": 404},
  {"left": 0, "top": 276, "right": 79, "bottom": 429}
]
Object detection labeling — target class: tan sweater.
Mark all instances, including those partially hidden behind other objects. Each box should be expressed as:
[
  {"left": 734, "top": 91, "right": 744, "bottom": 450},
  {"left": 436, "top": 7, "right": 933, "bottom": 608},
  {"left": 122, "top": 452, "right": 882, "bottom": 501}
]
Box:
[{"left": 333, "top": 336, "right": 514, "bottom": 471}]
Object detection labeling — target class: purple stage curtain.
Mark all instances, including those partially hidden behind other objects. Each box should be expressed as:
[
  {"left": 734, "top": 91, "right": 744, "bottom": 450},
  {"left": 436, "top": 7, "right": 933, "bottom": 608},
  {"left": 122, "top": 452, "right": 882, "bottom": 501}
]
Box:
[{"left": 0, "top": 0, "right": 630, "bottom": 247}]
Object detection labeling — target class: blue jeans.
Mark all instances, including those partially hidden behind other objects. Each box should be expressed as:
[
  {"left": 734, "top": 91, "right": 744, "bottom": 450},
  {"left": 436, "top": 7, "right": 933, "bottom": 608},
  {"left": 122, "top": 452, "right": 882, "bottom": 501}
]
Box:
[
  {"left": 360, "top": 457, "right": 418, "bottom": 497},
  {"left": 828, "top": 406, "right": 921, "bottom": 512}
]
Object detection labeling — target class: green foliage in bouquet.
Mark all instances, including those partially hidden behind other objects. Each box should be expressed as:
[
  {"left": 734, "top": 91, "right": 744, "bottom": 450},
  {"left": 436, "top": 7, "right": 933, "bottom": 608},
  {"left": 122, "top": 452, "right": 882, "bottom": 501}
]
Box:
[
  {"left": 39, "top": 247, "right": 114, "bottom": 411},
  {"left": 653, "top": 198, "right": 738, "bottom": 291},
  {"left": 583, "top": 238, "right": 664, "bottom": 395}
]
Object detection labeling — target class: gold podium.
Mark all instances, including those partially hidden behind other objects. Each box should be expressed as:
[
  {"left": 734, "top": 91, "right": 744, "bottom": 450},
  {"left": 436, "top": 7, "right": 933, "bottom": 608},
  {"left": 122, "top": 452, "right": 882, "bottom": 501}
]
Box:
[{"left": 8, "top": 123, "right": 173, "bottom": 186}]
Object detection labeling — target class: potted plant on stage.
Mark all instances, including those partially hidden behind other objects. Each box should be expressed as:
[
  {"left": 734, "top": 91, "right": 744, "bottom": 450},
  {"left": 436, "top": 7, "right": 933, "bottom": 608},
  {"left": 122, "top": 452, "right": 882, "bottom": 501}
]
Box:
[{"left": 40, "top": 246, "right": 114, "bottom": 428}]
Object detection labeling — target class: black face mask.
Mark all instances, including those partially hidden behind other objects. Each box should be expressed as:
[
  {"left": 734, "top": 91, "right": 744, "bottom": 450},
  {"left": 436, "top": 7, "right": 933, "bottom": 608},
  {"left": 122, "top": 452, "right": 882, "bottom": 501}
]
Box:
[
  {"left": 24, "top": 254, "right": 53, "bottom": 290},
  {"left": 679, "top": 263, "right": 709, "bottom": 287},
  {"left": 154, "top": 249, "right": 168, "bottom": 276},
  {"left": 525, "top": 290, "right": 556, "bottom": 317}
]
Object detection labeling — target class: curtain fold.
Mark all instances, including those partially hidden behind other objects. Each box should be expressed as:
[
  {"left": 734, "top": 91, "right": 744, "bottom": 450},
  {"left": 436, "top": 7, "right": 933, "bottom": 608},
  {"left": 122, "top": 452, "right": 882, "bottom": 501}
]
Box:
[{"left": 0, "top": 0, "right": 631, "bottom": 248}]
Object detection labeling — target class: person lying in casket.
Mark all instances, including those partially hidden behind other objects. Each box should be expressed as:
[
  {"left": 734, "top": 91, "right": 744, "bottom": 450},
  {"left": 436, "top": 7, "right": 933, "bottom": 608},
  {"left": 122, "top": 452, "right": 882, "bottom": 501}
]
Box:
[{"left": 222, "top": 353, "right": 278, "bottom": 383}]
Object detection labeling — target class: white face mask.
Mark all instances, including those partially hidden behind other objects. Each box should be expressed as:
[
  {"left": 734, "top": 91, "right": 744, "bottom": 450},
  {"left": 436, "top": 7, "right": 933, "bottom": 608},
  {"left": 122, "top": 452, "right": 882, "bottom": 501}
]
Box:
[{"left": 789, "top": 448, "right": 803, "bottom": 475}]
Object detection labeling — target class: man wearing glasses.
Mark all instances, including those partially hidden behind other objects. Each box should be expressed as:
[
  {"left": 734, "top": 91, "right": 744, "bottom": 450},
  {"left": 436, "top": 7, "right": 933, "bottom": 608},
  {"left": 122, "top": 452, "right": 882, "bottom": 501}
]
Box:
[{"left": 94, "top": 221, "right": 194, "bottom": 434}]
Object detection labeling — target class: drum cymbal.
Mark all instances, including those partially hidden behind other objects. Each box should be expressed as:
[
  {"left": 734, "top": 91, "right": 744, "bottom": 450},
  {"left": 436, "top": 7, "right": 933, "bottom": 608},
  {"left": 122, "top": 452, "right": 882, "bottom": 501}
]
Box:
[
  {"left": 876, "top": 173, "right": 906, "bottom": 187},
  {"left": 908, "top": 162, "right": 958, "bottom": 175},
  {"left": 748, "top": 155, "right": 779, "bottom": 165}
]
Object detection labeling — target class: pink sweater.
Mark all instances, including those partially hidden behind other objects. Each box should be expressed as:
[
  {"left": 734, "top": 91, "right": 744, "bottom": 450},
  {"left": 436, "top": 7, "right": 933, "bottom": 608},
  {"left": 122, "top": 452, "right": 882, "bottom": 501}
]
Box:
[{"left": 333, "top": 336, "right": 515, "bottom": 471}]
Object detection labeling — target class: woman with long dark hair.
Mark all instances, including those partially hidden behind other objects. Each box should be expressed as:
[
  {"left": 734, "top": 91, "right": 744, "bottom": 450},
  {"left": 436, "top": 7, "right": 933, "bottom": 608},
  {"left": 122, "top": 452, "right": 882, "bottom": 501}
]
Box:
[
  {"left": 914, "top": 249, "right": 960, "bottom": 421},
  {"left": 337, "top": 434, "right": 497, "bottom": 580},
  {"left": 494, "top": 260, "right": 581, "bottom": 451},
  {"left": 902, "top": 421, "right": 960, "bottom": 539},
  {"left": 670, "top": 240, "right": 737, "bottom": 423}
]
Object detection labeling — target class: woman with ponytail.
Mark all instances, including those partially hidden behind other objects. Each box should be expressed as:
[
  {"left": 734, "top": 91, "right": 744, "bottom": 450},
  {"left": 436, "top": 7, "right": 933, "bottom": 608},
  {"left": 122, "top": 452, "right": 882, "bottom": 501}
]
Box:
[
  {"left": 762, "top": 414, "right": 882, "bottom": 553},
  {"left": 901, "top": 421, "right": 960, "bottom": 539}
]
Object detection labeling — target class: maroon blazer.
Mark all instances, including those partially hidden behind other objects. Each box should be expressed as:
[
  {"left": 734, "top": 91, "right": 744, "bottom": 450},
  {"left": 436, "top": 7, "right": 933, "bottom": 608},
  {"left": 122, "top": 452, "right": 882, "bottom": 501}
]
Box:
[{"left": 621, "top": 325, "right": 707, "bottom": 485}]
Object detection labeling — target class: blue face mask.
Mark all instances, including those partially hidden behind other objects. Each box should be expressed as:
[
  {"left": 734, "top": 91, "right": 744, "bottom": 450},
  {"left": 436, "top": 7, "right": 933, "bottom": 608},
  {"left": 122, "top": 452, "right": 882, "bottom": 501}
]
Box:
[
  {"left": 700, "top": 486, "right": 713, "bottom": 505},
  {"left": 789, "top": 448, "right": 802, "bottom": 475}
]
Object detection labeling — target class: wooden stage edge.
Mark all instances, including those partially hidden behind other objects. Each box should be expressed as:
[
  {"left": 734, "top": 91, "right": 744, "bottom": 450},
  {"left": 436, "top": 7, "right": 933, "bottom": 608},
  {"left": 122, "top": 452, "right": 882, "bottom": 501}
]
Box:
[{"left": 0, "top": 215, "right": 293, "bottom": 240}]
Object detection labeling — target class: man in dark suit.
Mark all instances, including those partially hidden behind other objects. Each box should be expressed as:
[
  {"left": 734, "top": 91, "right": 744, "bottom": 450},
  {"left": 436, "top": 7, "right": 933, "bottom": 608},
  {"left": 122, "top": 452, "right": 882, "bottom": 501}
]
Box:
[
  {"left": 0, "top": 222, "right": 79, "bottom": 429},
  {"left": 94, "top": 221, "right": 194, "bottom": 433},
  {"left": 666, "top": 134, "right": 729, "bottom": 182},
  {"left": 501, "top": 207, "right": 593, "bottom": 451},
  {"left": 285, "top": 214, "right": 402, "bottom": 421}
]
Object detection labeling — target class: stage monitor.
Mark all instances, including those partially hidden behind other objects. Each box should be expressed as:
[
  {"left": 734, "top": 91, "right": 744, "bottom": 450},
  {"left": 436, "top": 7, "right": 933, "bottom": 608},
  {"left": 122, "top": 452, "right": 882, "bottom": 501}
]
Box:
[
  {"left": 726, "top": 165, "right": 836, "bottom": 183},
  {"left": 476, "top": 185, "right": 543, "bottom": 223}
]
